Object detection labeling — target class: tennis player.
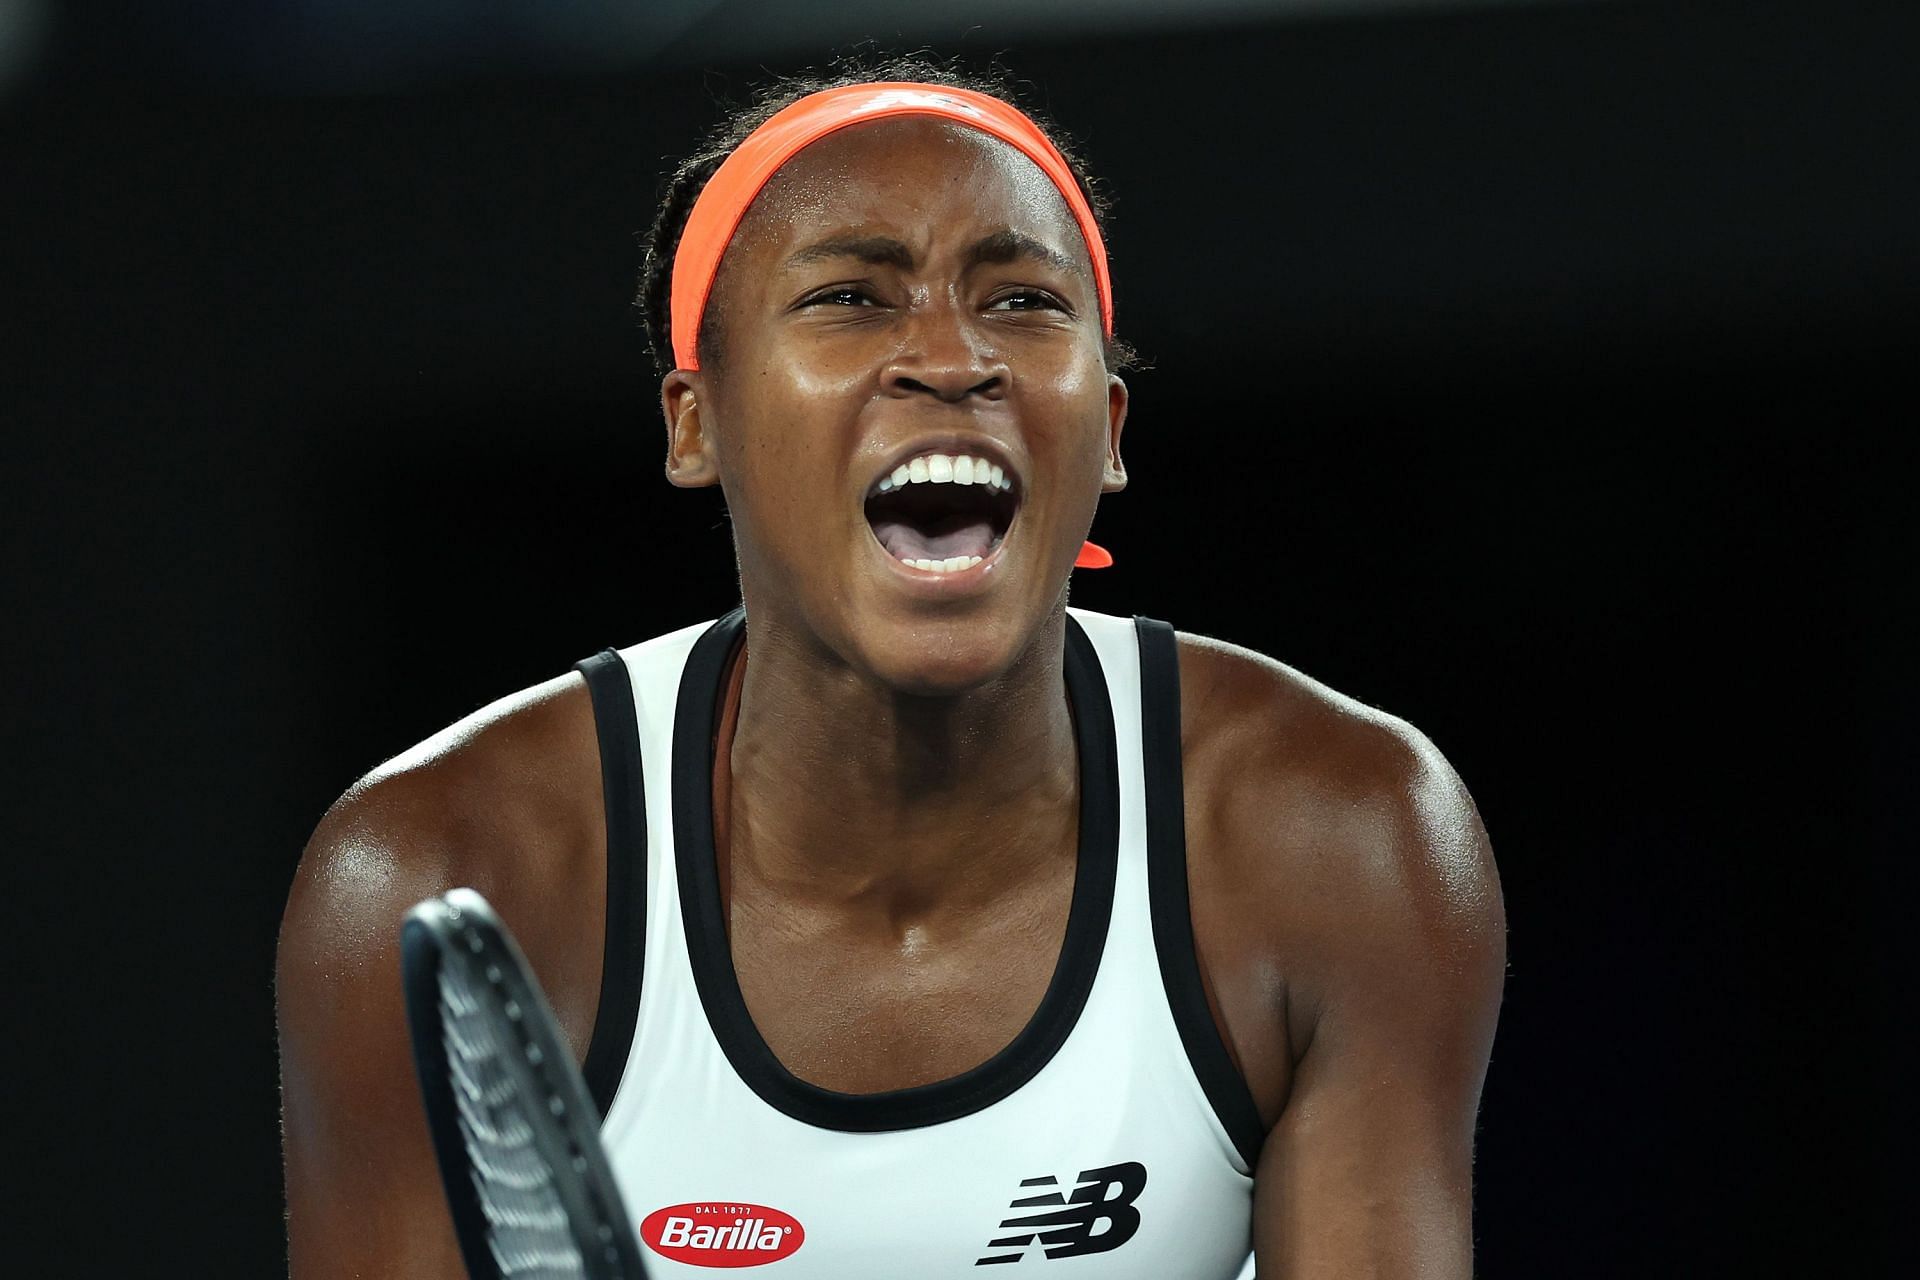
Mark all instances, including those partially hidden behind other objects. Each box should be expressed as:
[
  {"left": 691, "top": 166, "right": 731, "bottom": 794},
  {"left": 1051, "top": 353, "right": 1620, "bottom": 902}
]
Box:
[{"left": 278, "top": 56, "right": 1506, "bottom": 1278}]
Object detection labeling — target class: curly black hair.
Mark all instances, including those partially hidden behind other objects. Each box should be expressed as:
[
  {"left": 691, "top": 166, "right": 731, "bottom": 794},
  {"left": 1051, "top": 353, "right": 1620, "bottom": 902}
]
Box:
[{"left": 634, "top": 50, "right": 1137, "bottom": 379}]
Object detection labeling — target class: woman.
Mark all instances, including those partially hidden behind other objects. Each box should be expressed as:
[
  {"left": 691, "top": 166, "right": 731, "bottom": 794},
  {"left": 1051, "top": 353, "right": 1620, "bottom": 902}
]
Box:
[{"left": 278, "top": 56, "right": 1505, "bottom": 1278}]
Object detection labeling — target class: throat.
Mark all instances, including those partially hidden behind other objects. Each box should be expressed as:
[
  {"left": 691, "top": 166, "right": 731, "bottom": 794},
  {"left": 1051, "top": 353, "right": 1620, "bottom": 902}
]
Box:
[{"left": 710, "top": 636, "right": 1082, "bottom": 916}]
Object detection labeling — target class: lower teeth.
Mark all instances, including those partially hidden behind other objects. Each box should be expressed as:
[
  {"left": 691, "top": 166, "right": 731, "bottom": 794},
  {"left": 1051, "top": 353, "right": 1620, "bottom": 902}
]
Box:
[{"left": 903, "top": 555, "right": 984, "bottom": 573}]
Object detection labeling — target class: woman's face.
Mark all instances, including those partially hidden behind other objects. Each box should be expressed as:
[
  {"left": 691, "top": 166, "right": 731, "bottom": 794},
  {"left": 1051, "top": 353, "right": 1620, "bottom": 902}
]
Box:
[{"left": 662, "top": 116, "right": 1127, "bottom": 695}]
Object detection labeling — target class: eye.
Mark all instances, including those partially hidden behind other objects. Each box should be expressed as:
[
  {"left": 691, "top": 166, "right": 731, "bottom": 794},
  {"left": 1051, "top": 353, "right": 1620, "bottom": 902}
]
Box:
[
  {"left": 801, "top": 285, "right": 880, "bottom": 308},
  {"left": 987, "top": 289, "right": 1070, "bottom": 314}
]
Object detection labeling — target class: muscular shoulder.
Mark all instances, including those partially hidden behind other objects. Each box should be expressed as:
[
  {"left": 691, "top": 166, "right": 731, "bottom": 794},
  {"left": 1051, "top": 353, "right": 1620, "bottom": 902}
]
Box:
[
  {"left": 277, "top": 668, "right": 605, "bottom": 1062},
  {"left": 1175, "top": 631, "right": 1504, "bottom": 1038},
  {"left": 285, "top": 671, "right": 600, "bottom": 937},
  {"left": 276, "top": 664, "right": 608, "bottom": 1274}
]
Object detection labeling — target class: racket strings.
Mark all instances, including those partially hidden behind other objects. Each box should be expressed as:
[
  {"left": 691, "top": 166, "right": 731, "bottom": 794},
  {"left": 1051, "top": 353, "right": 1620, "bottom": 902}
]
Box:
[{"left": 439, "top": 957, "right": 590, "bottom": 1279}]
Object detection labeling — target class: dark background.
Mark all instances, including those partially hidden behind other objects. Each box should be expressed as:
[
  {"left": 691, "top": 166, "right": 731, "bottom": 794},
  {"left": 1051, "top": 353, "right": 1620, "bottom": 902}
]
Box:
[{"left": 3, "top": 0, "right": 1908, "bottom": 1274}]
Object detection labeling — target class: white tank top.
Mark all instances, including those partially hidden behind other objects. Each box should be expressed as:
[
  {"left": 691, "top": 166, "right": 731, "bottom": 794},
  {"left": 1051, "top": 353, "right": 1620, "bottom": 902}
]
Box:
[{"left": 571, "top": 607, "right": 1264, "bottom": 1278}]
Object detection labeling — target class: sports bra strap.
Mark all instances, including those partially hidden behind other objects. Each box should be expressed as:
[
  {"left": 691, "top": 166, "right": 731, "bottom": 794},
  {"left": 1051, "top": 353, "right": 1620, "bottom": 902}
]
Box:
[{"left": 574, "top": 649, "right": 649, "bottom": 1118}]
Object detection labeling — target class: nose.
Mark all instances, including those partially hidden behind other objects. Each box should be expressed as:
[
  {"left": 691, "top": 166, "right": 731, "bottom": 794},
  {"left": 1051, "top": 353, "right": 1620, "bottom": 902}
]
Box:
[{"left": 882, "top": 303, "right": 1008, "bottom": 404}]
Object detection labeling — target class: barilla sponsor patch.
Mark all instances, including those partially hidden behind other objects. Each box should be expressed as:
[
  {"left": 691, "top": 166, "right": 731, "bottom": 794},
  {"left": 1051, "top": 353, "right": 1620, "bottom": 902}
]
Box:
[{"left": 641, "top": 1203, "right": 804, "bottom": 1268}]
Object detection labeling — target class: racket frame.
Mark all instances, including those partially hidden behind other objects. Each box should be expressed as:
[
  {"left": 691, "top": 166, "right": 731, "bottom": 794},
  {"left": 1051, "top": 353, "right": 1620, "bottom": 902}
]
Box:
[{"left": 402, "top": 888, "right": 646, "bottom": 1280}]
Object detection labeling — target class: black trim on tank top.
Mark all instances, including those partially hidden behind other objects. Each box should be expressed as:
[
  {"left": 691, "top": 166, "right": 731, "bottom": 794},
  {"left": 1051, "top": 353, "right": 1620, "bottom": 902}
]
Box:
[
  {"left": 574, "top": 648, "right": 648, "bottom": 1120},
  {"left": 673, "top": 607, "right": 1121, "bottom": 1133},
  {"left": 1134, "top": 616, "right": 1268, "bottom": 1169}
]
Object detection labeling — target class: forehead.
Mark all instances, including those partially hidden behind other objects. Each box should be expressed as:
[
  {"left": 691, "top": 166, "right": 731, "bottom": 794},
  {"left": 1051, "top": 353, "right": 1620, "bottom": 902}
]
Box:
[{"left": 729, "top": 116, "right": 1087, "bottom": 268}]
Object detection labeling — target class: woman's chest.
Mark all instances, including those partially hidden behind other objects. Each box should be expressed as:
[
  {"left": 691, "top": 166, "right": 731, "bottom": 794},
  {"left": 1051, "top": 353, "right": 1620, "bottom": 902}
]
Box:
[{"left": 724, "top": 865, "right": 1074, "bottom": 1094}]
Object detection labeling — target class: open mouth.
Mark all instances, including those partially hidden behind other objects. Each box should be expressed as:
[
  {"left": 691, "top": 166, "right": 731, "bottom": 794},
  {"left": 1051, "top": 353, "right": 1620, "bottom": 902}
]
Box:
[{"left": 863, "top": 452, "right": 1019, "bottom": 574}]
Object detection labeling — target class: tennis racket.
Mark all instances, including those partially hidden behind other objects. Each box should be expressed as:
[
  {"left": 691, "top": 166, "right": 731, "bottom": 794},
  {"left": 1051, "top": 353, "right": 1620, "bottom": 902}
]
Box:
[{"left": 402, "top": 888, "right": 648, "bottom": 1280}]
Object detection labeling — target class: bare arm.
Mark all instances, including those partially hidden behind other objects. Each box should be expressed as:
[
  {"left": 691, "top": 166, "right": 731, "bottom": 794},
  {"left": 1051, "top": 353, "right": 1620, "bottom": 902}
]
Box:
[
  {"left": 276, "top": 671, "right": 604, "bottom": 1277},
  {"left": 277, "top": 775, "right": 471, "bottom": 1279},
  {"left": 1252, "top": 731, "right": 1506, "bottom": 1277}
]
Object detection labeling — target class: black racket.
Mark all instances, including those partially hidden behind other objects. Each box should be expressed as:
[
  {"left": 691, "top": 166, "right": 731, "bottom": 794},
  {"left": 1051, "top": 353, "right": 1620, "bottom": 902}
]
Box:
[{"left": 402, "top": 888, "right": 648, "bottom": 1280}]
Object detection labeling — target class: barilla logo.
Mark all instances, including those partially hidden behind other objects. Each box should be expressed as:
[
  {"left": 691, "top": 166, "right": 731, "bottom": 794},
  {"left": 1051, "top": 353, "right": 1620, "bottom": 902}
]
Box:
[{"left": 640, "top": 1202, "right": 804, "bottom": 1268}]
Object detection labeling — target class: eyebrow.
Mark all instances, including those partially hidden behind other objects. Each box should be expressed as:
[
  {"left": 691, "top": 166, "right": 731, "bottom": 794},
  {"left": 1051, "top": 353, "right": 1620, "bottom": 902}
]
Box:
[
  {"left": 969, "top": 228, "right": 1080, "bottom": 276},
  {"left": 782, "top": 228, "right": 1081, "bottom": 277},
  {"left": 784, "top": 234, "right": 915, "bottom": 271}
]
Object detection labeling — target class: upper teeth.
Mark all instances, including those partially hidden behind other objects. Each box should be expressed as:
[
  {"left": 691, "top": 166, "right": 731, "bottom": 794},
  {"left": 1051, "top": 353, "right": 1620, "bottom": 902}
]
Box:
[{"left": 876, "top": 453, "right": 1010, "bottom": 494}]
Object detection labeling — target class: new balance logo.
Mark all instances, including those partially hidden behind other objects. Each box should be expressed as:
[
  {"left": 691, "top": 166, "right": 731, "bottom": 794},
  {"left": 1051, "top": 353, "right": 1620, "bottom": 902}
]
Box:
[{"left": 975, "top": 1162, "right": 1147, "bottom": 1265}]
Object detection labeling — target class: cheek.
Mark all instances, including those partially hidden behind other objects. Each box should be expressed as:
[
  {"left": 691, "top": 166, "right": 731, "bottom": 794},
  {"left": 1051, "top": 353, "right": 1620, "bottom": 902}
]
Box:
[
  {"left": 718, "top": 332, "right": 864, "bottom": 461},
  {"left": 715, "top": 373, "right": 853, "bottom": 537},
  {"left": 1030, "top": 350, "right": 1112, "bottom": 458},
  {"left": 1049, "top": 352, "right": 1101, "bottom": 401},
  {"left": 771, "top": 343, "right": 873, "bottom": 403}
]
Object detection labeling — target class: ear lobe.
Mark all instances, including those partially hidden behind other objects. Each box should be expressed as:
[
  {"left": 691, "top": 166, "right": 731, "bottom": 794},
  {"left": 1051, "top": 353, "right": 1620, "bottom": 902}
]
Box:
[
  {"left": 661, "top": 370, "right": 720, "bottom": 488},
  {"left": 1101, "top": 372, "right": 1129, "bottom": 494}
]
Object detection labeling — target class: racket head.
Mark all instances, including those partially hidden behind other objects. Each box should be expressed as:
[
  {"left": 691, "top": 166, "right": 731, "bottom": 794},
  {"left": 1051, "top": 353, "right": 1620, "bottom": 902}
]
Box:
[{"left": 401, "top": 888, "right": 647, "bottom": 1280}]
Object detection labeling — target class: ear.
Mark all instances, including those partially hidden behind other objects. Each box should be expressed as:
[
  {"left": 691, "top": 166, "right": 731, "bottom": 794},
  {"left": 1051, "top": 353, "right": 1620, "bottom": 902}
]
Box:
[
  {"left": 661, "top": 369, "right": 720, "bottom": 488},
  {"left": 1100, "top": 372, "right": 1129, "bottom": 494}
]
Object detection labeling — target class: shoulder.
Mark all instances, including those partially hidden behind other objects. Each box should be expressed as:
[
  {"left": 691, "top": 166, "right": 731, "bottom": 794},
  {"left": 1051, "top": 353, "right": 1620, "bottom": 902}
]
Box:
[
  {"left": 276, "top": 665, "right": 609, "bottom": 1272},
  {"left": 1173, "top": 629, "right": 1483, "bottom": 848},
  {"left": 285, "top": 669, "right": 600, "bottom": 936},
  {"left": 277, "top": 666, "right": 605, "bottom": 1053},
  {"left": 1174, "top": 630, "right": 1504, "bottom": 1028}
]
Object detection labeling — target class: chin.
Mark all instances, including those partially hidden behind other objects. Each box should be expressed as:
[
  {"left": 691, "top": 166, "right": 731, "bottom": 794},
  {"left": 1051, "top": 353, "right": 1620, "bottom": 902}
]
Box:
[{"left": 842, "top": 605, "right": 1039, "bottom": 699}]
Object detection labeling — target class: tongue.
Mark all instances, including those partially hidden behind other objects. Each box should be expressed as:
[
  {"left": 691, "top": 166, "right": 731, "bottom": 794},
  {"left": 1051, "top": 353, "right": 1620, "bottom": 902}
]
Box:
[{"left": 873, "top": 517, "right": 996, "bottom": 562}]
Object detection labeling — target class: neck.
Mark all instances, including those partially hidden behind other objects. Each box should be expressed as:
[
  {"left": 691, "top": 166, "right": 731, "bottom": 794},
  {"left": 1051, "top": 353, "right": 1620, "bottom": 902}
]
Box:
[{"left": 722, "top": 610, "right": 1080, "bottom": 920}]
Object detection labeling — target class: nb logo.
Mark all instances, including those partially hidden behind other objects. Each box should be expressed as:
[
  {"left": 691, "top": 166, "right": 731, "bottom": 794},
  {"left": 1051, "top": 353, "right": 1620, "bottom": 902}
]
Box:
[{"left": 975, "top": 1162, "right": 1147, "bottom": 1265}]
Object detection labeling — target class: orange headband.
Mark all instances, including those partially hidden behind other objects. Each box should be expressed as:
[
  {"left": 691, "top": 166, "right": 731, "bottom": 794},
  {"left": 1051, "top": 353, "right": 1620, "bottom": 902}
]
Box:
[
  {"left": 670, "top": 82, "right": 1114, "bottom": 371},
  {"left": 669, "top": 81, "right": 1116, "bottom": 570}
]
